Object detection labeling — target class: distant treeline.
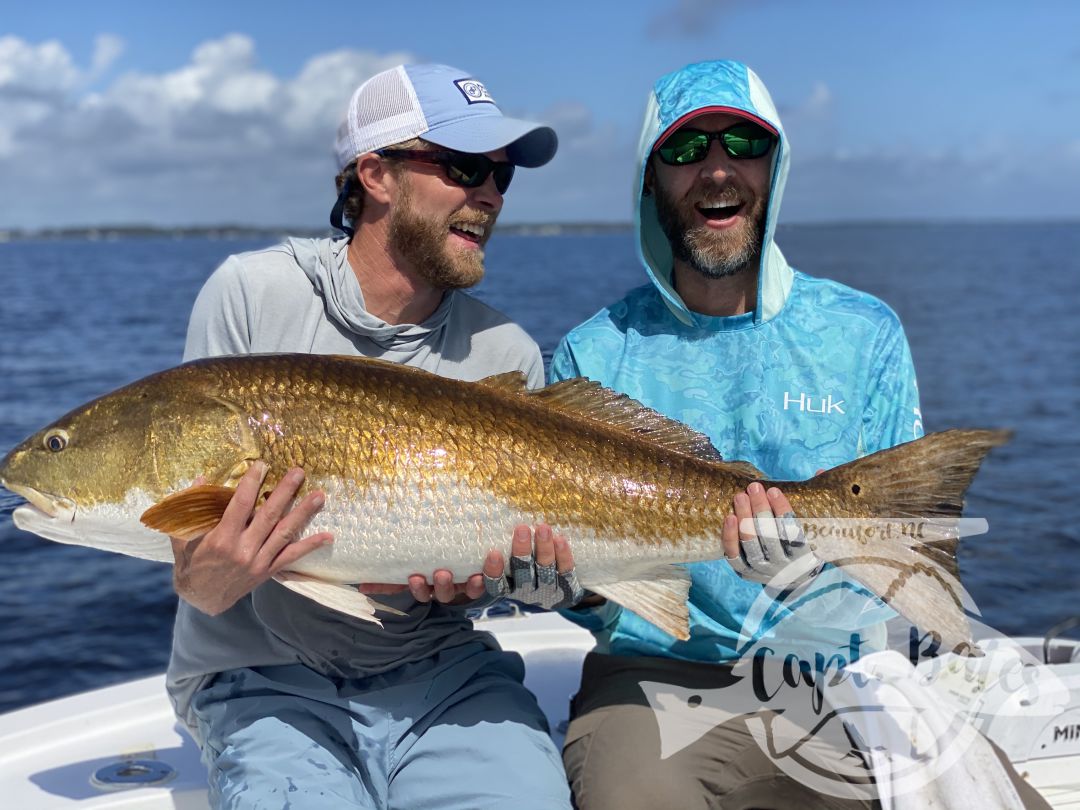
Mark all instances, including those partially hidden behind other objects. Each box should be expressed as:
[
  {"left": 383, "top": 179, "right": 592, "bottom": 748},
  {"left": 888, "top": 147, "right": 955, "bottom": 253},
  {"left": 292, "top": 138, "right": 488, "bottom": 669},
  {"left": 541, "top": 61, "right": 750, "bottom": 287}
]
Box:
[{"left": 0, "top": 222, "right": 634, "bottom": 242}]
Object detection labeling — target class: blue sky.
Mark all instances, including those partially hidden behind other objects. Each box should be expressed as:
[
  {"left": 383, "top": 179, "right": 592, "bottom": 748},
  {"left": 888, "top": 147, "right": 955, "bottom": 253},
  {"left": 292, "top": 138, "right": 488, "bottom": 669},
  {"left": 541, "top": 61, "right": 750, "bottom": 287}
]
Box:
[{"left": 2, "top": 0, "right": 1078, "bottom": 228}]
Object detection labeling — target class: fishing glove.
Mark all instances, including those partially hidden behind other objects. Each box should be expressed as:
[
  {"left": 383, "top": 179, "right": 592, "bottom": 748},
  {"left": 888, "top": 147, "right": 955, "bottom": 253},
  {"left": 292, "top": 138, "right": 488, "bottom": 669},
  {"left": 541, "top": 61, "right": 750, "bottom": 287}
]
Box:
[
  {"left": 484, "top": 553, "right": 586, "bottom": 610},
  {"left": 727, "top": 510, "right": 823, "bottom": 592}
]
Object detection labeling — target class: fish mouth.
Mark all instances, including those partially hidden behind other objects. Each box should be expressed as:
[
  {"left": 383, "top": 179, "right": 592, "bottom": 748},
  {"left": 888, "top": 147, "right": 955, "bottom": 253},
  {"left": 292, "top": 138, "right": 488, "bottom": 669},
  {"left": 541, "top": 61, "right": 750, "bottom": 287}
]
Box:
[{"left": 0, "top": 480, "right": 74, "bottom": 519}]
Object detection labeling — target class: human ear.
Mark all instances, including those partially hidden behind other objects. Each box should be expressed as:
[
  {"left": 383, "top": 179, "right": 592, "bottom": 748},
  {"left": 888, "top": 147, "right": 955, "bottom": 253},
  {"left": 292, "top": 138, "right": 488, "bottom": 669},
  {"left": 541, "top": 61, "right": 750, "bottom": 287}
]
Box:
[
  {"left": 642, "top": 160, "right": 656, "bottom": 197},
  {"left": 356, "top": 154, "right": 393, "bottom": 205}
]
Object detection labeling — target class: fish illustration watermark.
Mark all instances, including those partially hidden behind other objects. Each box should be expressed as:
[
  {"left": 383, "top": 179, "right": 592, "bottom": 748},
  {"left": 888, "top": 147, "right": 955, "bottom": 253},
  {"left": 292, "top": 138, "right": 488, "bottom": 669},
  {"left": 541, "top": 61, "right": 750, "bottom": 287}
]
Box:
[{"left": 641, "top": 519, "right": 1074, "bottom": 800}]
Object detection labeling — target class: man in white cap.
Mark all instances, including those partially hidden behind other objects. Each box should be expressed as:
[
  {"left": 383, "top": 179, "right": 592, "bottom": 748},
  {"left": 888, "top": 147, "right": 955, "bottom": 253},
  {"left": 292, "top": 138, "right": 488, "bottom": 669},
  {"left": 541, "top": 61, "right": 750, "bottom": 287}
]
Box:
[{"left": 166, "top": 64, "right": 570, "bottom": 809}]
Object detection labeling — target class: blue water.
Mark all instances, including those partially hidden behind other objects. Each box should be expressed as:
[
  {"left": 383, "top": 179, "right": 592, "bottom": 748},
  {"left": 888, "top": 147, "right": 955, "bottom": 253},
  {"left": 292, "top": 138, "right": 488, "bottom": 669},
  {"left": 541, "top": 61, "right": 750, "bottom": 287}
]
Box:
[{"left": 1, "top": 225, "right": 1078, "bottom": 713}]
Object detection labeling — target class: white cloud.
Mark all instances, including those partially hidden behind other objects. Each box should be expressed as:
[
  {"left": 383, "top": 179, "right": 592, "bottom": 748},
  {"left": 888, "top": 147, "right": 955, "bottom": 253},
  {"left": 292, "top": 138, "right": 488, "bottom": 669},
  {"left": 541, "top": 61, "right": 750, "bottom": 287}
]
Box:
[
  {"left": 0, "top": 34, "right": 636, "bottom": 228},
  {"left": 0, "top": 36, "right": 79, "bottom": 97},
  {"left": 803, "top": 82, "right": 832, "bottom": 116},
  {"left": 281, "top": 48, "right": 414, "bottom": 135},
  {"left": 4, "top": 33, "right": 1074, "bottom": 229},
  {"left": 778, "top": 80, "right": 833, "bottom": 123},
  {"left": 103, "top": 34, "right": 279, "bottom": 124},
  {"left": 0, "top": 35, "right": 428, "bottom": 228},
  {"left": 89, "top": 34, "right": 124, "bottom": 79}
]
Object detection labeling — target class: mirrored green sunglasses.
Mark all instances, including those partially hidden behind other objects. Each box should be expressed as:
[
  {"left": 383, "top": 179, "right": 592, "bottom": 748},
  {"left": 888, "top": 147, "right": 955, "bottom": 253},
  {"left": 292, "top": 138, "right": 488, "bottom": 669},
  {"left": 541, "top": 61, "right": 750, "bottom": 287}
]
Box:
[{"left": 656, "top": 123, "right": 776, "bottom": 165}]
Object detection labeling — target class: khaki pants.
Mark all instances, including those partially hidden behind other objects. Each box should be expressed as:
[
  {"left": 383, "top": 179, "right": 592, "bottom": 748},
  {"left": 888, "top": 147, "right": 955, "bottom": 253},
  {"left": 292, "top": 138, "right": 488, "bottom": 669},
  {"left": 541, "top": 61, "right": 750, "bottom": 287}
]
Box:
[{"left": 562, "top": 652, "right": 1050, "bottom": 810}]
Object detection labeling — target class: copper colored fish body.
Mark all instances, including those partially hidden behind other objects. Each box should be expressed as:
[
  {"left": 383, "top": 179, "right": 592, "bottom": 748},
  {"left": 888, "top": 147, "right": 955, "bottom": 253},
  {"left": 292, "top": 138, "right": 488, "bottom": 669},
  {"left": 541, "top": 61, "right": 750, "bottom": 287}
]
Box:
[{"left": 0, "top": 354, "right": 1009, "bottom": 648}]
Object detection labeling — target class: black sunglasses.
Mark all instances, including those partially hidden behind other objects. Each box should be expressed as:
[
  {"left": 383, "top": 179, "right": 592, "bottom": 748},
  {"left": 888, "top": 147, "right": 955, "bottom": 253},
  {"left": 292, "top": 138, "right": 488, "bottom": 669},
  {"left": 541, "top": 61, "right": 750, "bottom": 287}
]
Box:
[
  {"left": 656, "top": 123, "right": 776, "bottom": 165},
  {"left": 375, "top": 148, "right": 515, "bottom": 194}
]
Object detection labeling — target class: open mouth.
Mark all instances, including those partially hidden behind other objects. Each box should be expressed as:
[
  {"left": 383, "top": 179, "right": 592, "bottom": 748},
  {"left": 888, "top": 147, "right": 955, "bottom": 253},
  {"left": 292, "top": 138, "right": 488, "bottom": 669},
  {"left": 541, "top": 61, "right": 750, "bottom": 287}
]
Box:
[
  {"left": 1, "top": 481, "right": 68, "bottom": 518},
  {"left": 695, "top": 201, "right": 744, "bottom": 223},
  {"left": 449, "top": 222, "right": 486, "bottom": 245}
]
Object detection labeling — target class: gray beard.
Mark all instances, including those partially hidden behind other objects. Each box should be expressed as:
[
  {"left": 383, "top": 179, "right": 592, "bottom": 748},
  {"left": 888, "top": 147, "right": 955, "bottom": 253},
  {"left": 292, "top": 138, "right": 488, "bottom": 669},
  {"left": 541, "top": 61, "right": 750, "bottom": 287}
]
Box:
[
  {"left": 681, "top": 231, "right": 756, "bottom": 279},
  {"left": 653, "top": 183, "right": 763, "bottom": 280}
]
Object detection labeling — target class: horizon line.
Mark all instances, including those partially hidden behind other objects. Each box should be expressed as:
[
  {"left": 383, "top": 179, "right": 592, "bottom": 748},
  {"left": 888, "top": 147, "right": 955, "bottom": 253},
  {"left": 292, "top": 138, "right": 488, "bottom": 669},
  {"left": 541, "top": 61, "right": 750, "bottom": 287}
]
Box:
[{"left": 2, "top": 218, "right": 1078, "bottom": 242}]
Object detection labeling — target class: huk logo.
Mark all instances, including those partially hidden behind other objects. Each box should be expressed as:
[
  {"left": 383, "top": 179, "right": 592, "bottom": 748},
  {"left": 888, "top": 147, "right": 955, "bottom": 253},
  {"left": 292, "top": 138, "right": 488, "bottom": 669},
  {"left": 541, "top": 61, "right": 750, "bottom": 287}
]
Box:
[
  {"left": 454, "top": 78, "right": 496, "bottom": 105},
  {"left": 783, "top": 391, "right": 845, "bottom": 415}
]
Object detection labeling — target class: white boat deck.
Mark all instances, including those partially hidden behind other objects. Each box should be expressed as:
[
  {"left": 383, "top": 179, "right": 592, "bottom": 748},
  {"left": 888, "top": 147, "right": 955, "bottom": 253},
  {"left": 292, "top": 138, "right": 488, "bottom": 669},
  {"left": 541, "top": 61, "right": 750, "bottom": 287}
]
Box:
[
  {"left": 0, "top": 612, "right": 1077, "bottom": 808},
  {"left": 0, "top": 611, "right": 594, "bottom": 809}
]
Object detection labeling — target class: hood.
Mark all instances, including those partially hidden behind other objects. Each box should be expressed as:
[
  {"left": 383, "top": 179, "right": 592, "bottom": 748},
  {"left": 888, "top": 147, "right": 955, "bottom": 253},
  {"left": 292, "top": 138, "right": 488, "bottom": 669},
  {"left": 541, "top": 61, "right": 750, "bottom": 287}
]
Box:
[
  {"left": 284, "top": 236, "right": 454, "bottom": 352},
  {"left": 635, "top": 60, "right": 793, "bottom": 327}
]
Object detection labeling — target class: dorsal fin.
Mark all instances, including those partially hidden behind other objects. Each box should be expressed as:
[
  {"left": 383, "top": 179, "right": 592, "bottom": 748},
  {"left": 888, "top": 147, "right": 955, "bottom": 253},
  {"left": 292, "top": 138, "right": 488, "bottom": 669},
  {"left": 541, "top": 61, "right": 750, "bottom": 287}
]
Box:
[
  {"left": 477, "top": 370, "right": 529, "bottom": 392},
  {"left": 719, "top": 459, "right": 767, "bottom": 479},
  {"left": 530, "top": 378, "right": 724, "bottom": 462}
]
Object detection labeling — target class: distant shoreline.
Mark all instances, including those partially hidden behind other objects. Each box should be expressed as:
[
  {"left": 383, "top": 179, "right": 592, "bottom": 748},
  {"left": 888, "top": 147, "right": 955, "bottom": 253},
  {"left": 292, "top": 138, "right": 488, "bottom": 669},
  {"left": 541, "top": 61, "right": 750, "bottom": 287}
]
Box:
[
  {"left": 0, "top": 222, "right": 633, "bottom": 243},
  {"left": 1, "top": 219, "right": 1076, "bottom": 243}
]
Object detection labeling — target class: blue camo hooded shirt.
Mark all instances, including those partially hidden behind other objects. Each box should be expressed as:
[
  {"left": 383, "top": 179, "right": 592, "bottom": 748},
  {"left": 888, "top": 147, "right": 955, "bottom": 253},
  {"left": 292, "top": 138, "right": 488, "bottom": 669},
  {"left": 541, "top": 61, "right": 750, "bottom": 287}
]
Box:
[{"left": 550, "top": 61, "right": 924, "bottom": 663}]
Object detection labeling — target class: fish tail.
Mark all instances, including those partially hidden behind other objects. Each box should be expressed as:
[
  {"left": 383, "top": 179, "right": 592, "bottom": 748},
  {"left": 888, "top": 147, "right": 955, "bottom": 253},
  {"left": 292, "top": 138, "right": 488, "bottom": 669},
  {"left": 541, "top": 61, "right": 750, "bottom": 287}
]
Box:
[
  {"left": 817, "top": 429, "right": 1010, "bottom": 561},
  {"left": 804, "top": 428, "right": 1011, "bottom": 652},
  {"left": 821, "top": 429, "right": 1012, "bottom": 512}
]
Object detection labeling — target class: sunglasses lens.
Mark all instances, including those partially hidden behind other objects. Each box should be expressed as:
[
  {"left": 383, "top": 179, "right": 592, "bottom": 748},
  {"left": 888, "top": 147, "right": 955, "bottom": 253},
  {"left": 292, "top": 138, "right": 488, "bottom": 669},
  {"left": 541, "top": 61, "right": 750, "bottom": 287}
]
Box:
[
  {"left": 446, "top": 156, "right": 487, "bottom": 188},
  {"left": 445, "top": 155, "right": 514, "bottom": 193},
  {"left": 492, "top": 163, "right": 515, "bottom": 194},
  {"left": 658, "top": 131, "right": 709, "bottom": 165},
  {"left": 722, "top": 124, "right": 774, "bottom": 158},
  {"left": 657, "top": 124, "right": 775, "bottom": 165}
]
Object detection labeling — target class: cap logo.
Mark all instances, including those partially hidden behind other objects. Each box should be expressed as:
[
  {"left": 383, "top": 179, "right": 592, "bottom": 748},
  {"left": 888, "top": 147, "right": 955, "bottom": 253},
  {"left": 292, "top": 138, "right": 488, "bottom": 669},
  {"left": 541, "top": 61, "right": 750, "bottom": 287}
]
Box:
[{"left": 454, "top": 78, "right": 495, "bottom": 105}]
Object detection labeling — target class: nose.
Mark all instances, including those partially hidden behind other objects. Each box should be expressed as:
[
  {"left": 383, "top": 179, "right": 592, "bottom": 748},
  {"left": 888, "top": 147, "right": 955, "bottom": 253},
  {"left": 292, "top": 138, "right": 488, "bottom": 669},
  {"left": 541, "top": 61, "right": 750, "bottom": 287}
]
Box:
[
  {"left": 469, "top": 172, "right": 504, "bottom": 213},
  {"left": 698, "top": 141, "right": 736, "bottom": 182}
]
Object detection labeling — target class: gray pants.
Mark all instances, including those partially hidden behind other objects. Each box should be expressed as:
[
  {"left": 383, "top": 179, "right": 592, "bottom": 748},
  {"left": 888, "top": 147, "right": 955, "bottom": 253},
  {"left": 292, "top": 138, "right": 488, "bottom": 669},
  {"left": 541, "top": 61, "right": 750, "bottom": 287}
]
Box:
[
  {"left": 191, "top": 642, "right": 572, "bottom": 809},
  {"left": 562, "top": 652, "right": 1050, "bottom": 810}
]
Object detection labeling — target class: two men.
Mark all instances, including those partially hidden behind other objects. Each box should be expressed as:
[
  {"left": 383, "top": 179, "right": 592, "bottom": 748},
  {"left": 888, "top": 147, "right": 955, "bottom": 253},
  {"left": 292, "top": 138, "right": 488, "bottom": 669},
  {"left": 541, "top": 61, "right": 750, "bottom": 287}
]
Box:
[
  {"left": 169, "top": 64, "right": 573, "bottom": 809},
  {"left": 171, "top": 57, "right": 1046, "bottom": 809}
]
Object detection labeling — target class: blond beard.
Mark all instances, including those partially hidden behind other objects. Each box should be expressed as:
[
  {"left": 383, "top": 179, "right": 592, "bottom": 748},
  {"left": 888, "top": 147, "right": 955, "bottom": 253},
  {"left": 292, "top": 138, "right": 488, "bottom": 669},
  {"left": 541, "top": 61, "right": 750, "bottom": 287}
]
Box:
[
  {"left": 654, "top": 179, "right": 765, "bottom": 279},
  {"left": 387, "top": 176, "right": 493, "bottom": 290}
]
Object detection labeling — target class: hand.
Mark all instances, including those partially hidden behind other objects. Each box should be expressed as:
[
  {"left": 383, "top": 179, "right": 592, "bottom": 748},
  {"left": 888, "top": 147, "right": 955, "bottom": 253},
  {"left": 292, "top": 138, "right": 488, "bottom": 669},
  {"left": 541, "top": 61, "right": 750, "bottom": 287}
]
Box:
[
  {"left": 482, "top": 524, "right": 585, "bottom": 610},
  {"left": 170, "top": 462, "right": 333, "bottom": 615},
  {"left": 722, "top": 482, "right": 821, "bottom": 591},
  {"left": 357, "top": 571, "right": 486, "bottom": 605}
]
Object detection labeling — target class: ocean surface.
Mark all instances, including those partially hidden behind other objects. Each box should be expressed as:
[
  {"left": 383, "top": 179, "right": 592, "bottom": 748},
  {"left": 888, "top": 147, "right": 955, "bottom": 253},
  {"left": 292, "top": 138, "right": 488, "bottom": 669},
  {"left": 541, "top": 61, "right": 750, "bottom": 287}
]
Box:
[{"left": 1, "top": 224, "right": 1078, "bottom": 713}]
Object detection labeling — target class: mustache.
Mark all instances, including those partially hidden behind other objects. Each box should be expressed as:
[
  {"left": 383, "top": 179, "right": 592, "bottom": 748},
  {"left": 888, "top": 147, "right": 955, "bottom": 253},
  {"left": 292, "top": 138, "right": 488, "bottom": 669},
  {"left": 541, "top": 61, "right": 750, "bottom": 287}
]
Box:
[
  {"left": 684, "top": 181, "right": 744, "bottom": 207},
  {"left": 449, "top": 208, "right": 497, "bottom": 231}
]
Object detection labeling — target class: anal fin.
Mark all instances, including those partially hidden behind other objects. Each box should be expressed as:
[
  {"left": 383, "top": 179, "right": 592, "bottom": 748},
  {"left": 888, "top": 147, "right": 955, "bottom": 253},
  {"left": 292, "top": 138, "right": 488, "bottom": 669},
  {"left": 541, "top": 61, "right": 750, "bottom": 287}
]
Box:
[
  {"left": 140, "top": 485, "right": 235, "bottom": 540},
  {"left": 589, "top": 566, "right": 692, "bottom": 641},
  {"left": 273, "top": 571, "right": 408, "bottom": 624}
]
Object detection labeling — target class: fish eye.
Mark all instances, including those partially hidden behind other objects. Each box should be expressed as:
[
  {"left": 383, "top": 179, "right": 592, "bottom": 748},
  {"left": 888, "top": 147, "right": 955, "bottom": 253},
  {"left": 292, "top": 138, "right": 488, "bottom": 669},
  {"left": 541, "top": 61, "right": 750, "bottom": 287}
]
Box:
[{"left": 44, "top": 430, "right": 69, "bottom": 452}]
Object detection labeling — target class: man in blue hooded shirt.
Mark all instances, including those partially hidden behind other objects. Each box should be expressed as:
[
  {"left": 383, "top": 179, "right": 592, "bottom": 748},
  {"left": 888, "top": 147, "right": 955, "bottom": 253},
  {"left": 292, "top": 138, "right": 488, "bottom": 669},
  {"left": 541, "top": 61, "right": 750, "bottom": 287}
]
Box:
[{"left": 538, "top": 60, "right": 1050, "bottom": 810}]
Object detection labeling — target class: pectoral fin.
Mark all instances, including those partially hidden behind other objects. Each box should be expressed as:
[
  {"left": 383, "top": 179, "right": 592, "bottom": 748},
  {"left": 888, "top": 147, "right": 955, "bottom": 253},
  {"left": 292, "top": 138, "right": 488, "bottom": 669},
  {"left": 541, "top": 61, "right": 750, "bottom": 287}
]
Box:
[
  {"left": 140, "top": 485, "right": 236, "bottom": 541},
  {"left": 588, "top": 566, "right": 692, "bottom": 641},
  {"left": 273, "top": 571, "right": 408, "bottom": 624}
]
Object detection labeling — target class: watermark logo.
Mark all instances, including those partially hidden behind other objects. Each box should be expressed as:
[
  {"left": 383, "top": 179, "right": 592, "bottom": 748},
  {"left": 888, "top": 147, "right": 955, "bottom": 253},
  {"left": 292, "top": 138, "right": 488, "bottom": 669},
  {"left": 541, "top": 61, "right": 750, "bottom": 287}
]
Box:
[{"left": 641, "top": 519, "right": 1073, "bottom": 800}]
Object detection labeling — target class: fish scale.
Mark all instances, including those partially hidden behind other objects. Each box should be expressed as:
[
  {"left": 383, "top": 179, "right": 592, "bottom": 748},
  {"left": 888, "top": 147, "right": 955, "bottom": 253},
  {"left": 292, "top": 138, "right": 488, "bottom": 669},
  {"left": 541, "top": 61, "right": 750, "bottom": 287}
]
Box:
[{"left": 204, "top": 355, "right": 724, "bottom": 545}]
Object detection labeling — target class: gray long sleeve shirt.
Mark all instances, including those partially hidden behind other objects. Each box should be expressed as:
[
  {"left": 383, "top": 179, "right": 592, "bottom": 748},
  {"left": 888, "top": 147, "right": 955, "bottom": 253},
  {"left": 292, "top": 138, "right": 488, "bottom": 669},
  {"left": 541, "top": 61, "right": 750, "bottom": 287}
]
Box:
[{"left": 167, "top": 236, "right": 544, "bottom": 734}]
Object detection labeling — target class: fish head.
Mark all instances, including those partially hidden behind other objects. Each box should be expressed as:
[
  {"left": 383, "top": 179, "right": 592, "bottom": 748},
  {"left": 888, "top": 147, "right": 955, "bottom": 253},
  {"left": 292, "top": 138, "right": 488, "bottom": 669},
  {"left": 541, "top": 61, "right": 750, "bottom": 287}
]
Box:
[
  {"left": 1, "top": 365, "right": 259, "bottom": 532},
  {"left": 1, "top": 393, "right": 153, "bottom": 520}
]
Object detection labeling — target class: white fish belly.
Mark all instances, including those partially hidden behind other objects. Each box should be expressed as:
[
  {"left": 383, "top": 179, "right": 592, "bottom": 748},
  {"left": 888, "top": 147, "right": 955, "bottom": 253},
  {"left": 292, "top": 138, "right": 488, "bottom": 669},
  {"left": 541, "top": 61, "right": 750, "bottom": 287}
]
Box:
[
  {"left": 12, "top": 479, "right": 727, "bottom": 585},
  {"left": 290, "top": 476, "right": 727, "bottom": 584},
  {"left": 13, "top": 492, "right": 175, "bottom": 563}
]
